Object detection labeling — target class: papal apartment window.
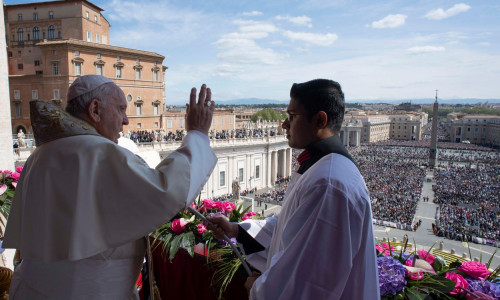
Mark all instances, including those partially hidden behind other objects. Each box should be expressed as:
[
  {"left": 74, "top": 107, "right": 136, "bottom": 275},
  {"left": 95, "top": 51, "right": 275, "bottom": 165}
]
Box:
[
  {"left": 52, "top": 62, "right": 59, "bottom": 75},
  {"left": 48, "top": 25, "right": 55, "bottom": 39},
  {"left": 97, "top": 53, "right": 101, "bottom": 59},
  {"left": 135, "top": 68, "right": 141, "bottom": 80},
  {"left": 74, "top": 62, "right": 82, "bottom": 75},
  {"left": 136, "top": 104, "right": 142, "bottom": 116},
  {"left": 137, "top": 123, "right": 141, "bottom": 129},
  {"left": 33, "top": 13, "right": 38, "bottom": 20},
  {"left": 238, "top": 168, "right": 244, "bottom": 182},
  {"left": 96, "top": 34, "right": 100, "bottom": 43},
  {"left": 96, "top": 64, "right": 103, "bottom": 76},
  {"left": 17, "top": 28, "right": 23, "bottom": 41},
  {"left": 49, "top": 11, "right": 54, "bottom": 19},
  {"left": 33, "top": 27, "right": 40, "bottom": 40},
  {"left": 53, "top": 89, "right": 60, "bottom": 99},
  {"left": 127, "top": 94, "right": 132, "bottom": 102},
  {"left": 18, "top": 14, "right": 22, "bottom": 21},
  {"left": 86, "top": 31, "right": 91, "bottom": 42},
  {"left": 154, "top": 122, "right": 158, "bottom": 128},
  {"left": 117, "top": 56, "right": 121, "bottom": 61},
  {"left": 153, "top": 70, "right": 158, "bottom": 81},
  {"left": 17, "top": 64, "right": 23, "bottom": 70},
  {"left": 85, "top": 11, "right": 89, "bottom": 19},
  {"left": 53, "top": 50, "right": 57, "bottom": 55},
  {"left": 58, "top": 31, "right": 61, "bottom": 39},
  {"left": 94, "top": 15, "right": 98, "bottom": 23},
  {"left": 15, "top": 102, "right": 22, "bottom": 118},
  {"left": 256, "top": 165, "right": 260, "bottom": 179},
  {"left": 32, "top": 90, "right": 38, "bottom": 100},
  {"left": 116, "top": 66, "right": 122, "bottom": 78},
  {"left": 136, "top": 59, "right": 140, "bottom": 64},
  {"left": 153, "top": 104, "right": 159, "bottom": 115},
  {"left": 219, "top": 171, "right": 226, "bottom": 187},
  {"left": 14, "top": 90, "right": 20, "bottom": 100},
  {"left": 75, "top": 50, "right": 80, "bottom": 56},
  {"left": 167, "top": 120, "right": 172, "bottom": 128},
  {"left": 8, "top": 52, "right": 12, "bottom": 57},
  {"left": 43, "top": 32, "right": 46, "bottom": 39},
  {"left": 180, "top": 119, "right": 184, "bottom": 128},
  {"left": 34, "top": 60, "right": 40, "bottom": 66},
  {"left": 212, "top": 119, "right": 216, "bottom": 125}
]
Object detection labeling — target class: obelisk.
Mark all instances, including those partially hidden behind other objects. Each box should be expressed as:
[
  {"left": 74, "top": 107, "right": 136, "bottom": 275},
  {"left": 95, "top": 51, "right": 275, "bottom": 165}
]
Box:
[
  {"left": 428, "top": 90, "right": 439, "bottom": 168},
  {"left": 0, "top": 1, "right": 15, "bottom": 171}
]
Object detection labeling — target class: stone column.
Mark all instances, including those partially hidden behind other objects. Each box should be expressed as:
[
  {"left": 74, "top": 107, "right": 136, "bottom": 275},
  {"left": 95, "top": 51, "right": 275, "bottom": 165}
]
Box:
[
  {"left": 286, "top": 148, "right": 291, "bottom": 177},
  {"left": 343, "top": 129, "right": 349, "bottom": 146},
  {"left": 271, "top": 150, "right": 278, "bottom": 186},
  {"left": 266, "top": 150, "right": 272, "bottom": 187},
  {"left": 0, "top": 3, "right": 14, "bottom": 171}
]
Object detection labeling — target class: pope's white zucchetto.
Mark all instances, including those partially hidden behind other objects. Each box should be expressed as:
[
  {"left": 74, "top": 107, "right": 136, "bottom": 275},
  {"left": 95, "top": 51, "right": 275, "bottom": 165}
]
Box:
[{"left": 67, "top": 75, "right": 114, "bottom": 100}]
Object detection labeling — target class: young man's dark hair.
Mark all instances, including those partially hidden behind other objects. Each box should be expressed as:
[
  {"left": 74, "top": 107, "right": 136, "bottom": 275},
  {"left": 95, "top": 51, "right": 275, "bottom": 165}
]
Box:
[{"left": 290, "top": 79, "right": 345, "bottom": 133}]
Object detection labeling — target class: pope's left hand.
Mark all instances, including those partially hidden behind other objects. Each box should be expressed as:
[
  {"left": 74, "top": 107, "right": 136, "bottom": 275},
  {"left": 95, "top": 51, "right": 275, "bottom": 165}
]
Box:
[{"left": 245, "top": 271, "right": 260, "bottom": 295}]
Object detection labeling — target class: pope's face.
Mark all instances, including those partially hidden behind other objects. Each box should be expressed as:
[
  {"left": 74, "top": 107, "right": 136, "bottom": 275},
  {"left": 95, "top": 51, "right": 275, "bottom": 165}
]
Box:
[
  {"left": 96, "top": 85, "right": 129, "bottom": 143},
  {"left": 282, "top": 97, "right": 317, "bottom": 149}
]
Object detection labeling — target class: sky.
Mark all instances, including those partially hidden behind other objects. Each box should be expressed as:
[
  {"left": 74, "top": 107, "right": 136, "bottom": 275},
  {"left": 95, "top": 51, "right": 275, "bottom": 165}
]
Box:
[{"left": 5, "top": 0, "right": 500, "bottom": 104}]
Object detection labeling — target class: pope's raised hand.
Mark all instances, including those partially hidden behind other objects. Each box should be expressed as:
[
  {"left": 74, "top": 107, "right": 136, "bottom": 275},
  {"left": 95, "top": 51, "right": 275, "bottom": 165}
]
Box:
[{"left": 185, "top": 84, "right": 214, "bottom": 136}]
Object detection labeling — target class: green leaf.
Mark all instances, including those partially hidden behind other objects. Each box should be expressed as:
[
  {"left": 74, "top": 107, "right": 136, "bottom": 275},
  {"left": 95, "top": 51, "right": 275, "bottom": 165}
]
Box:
[
  {"left": 449, "top": 261, "right": 462, "bottom": 269},
  {"left": 432, "top": 256, "right": 447, "bottom": 273},
  {"left": 181, "top": 231, "right": 195, "bottom": 257},
  {"left": 405, "top": 287, "right": 428, "bottom": 300},
  {"left": 169, "top": 234, "right": 183, "bottom": 261}
]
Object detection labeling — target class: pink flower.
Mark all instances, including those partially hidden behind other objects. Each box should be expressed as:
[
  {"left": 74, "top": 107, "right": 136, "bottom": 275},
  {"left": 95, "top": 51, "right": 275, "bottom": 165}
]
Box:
[
  {"left": 458, "top": 261, "right": 491, "bottom": 280},
  {"left": 11, "top": 172, "right": 20, "bottom": 181},
  {"left": 375, "top": 243, "right": 394, "bottom": 256},
  {"left": 197, "top": 223, "right": 207, "bottom": 235},
  {"left": 405, "top": 259, "right": 414, "bottom": 267},
  {"left": 0, "top": 184, "right": 6, "bottom": 196},
  {"left": 190, "top": 202, "right": 197, "bottom": 210},
  {"left": 242, "top": 211, "right": 257, "bottom": 220},
  {"left": 222, "top": 201, "right": 235, "bottom": 213},
  {"left": 201, "top": 199, "right": 217, "bottom": 210},
  {"left": 404, "top": 260, "right": 424, "bottom": 280},
  {"left": 1, "top": 171, "right": 11, "bottom": 179},
  {"left": 417, "top": 249, "right": 435, "bottom": 264},
  {"left": 15, "top": 166, "right": 23, "bottom": 173},
  {"left": 214, "top": 201, "right": 224, "bottom": 211},
  {"left": 11, "top": 182, "right": 17, "bottom": 189},
  {"left": 445, "top": 272, "right": 468, "bottom": 295},
  {"left": 171, "top": 218, "right": 188, "bottom": 234}
]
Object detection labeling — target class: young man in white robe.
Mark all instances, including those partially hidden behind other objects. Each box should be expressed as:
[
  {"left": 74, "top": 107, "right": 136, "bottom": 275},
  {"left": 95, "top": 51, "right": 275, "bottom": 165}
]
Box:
[
  {"left": 3, "top": 75, "right": 218, "bottom": 299},
  {"left": 208, "top": 79, "right": 380, "bottom": 299}
]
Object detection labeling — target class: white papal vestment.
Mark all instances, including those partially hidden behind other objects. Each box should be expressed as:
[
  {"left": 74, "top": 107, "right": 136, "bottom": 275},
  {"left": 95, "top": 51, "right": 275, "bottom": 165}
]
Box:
[{"left": 3, "top": 131, "right": 217, "bottom": 299}]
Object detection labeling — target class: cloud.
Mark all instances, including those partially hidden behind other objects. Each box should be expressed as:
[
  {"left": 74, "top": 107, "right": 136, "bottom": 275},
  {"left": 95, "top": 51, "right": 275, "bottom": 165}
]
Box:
[
  {"left": 275, "top": 15, "right": 312, "bottom": 28},
  {"left": 242, "top": 11, "right": 262, "bottom": 17},
  {"left": 282, "top": 31, "right": 338, "bottom": 46},
  {"left": 234, "top": 20, "right": 279, "bottom": 34},
  {"left": 478, "top": 42, "right": 490, "bottom": 46},
  {"left": 407, "top": 46, "right": 445, "bottom": 54},
  {"left": 371, "top": 14, "right": 407, "bottom": 28},
  {"left": 424, "top": 3, "right": 471, "bottom": 20}
]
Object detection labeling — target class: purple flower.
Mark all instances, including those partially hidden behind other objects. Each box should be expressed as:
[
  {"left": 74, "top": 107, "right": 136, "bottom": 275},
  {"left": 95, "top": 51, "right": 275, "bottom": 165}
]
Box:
[
  {"left": 377, "top": 256, "right": 407, "bottom": 296},
  {"left": 467, "top": 278, "right": 500, "bottom": 299}
]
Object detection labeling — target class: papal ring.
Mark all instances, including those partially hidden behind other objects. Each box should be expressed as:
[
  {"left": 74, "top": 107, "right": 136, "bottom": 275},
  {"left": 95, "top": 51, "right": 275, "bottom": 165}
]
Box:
[{"left": 205, "top": 100, "right": 212, "bottom": 107}]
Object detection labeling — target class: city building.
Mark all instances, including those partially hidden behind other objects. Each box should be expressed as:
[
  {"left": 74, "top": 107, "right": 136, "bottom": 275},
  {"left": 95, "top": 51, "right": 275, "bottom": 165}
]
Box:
[
  {"left": 5, "top": 0, "right": 167, "bottom": 134},
  {"left": 447, "top": 114, "right": 500, "bottom": 147}
]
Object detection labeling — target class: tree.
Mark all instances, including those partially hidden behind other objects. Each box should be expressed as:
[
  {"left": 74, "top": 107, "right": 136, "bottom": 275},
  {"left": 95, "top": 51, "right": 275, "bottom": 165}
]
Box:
[{"left": 250, "top": 109, "right": 287, "bottom": 122}]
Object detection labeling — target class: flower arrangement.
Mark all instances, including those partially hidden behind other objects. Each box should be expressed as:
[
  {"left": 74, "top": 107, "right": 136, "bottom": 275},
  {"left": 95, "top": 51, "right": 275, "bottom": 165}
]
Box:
[
  {"left": 154, "top": 197, "right": 260, "bottom": 298},
  {"left": 376, "top": 240, "right": 500, "bottom": 299},
  {"left": 0, "top": 166, "right": 23, "bottom": 231}
]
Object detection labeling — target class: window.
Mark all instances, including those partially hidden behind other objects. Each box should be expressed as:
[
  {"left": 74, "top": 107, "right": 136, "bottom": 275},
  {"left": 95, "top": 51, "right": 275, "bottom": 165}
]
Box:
[
  {"left": 51, "top": 62, "right": 59, "bottom": 75},
  {"left": 116, "top": 66, "right": 122, "bottom": 78},
  {"left": 85, "top": 11, "right": 89, "bottom": 19},
  {"left": 229, "top": 118, "right": 233, "bottom": 124},
  {"left": 14, "top": 90, "right": 20, "bottom": 99},
  {"left": 136, "top": 58, "right": 140, "bottom": 64},
  {"left": 221, "top": 118, "right": 224, "bottom": 125},
  {"left": 52, "top": 50, "right": 57, "bottom": 55},
  {"left": 96, "top": 64, "right": 102, "bottom": 75},
  {"left": 94, "top": 15, "right": 98, "bottom": 23},
  {"left": 255, "top": 165, "right": 260, "bottom": 179},
  {"left": 154, "top": 122, "right": 158, "bottom": 128},
  {"left": 75, "top": 50, "right": 80, "bottom": 56},
  {"left": 17, "top": 64, "right": 23, "bottom": 70},
  {"left": 27, "top": 33, "right": 30, "bottom": 41},
  {"left": 153, "top": 104, "right": 159, "bottom": 115},
  {"left": 49, "top": 11, "right": 53, "bottom": 19},
  {"left": 127, "top": 94, "right": 132, "bottom": 102},
  {"left": 136, "top": 104, "right": 142, "bottom": 115},
  {"left": 33, "top": 13, "right": 38, "bottom": 20},
  {"left": 180, "top": 119, "right": 184, "bottom": 128},
  {"left": 86, "top": 31, "right": 91, "bottom": 42},
  {"left": 238, "top": 168, "right": 244, "bottom": 182},
  {"left": 34, "top": 60, "right": 40, "bottom": 66},
  {"left": 33, "top": 27, "right": 39, "bottom": 40},
  {"left": 18, "top": 14, "right": 22, "bottom": 21},
  {"left": 117, "top": 56, "right": 121, "bottom": 61},
  {"left": 58, "top": 31, "right": 61, "bottom": 39},
  {"left": 153, "top": 70, "right": 158, "bottom": 81},
  {"left": 14, "top": 102, "right": 22, "bottom": 118},
  {"left": 48, "top": 25, "right": 55, "bottom": 39},
  {"left": 32, "top": 90, "right": 38, "bottom": 99},
  {"left": 74, "top": 62, "right": 82, "bottom": 75},
  {"left": 212, "top": 119, "right": 216, "bottom": 125},
  {"left": 135, "top": 68, "right": 141, "bottom": 80},
  {"left": 137, "top": 123, "right": 141, "bottom": 129},
  {"left": 167, "top": 120, "right": 172, "bottom": 128},
  {"left": 97, "top": 53, "right": 101, "bottom": 59},
  {"left": 43, "top": 32, "right": 46, "bottom": 39},
  {"left": 17, "top": 28, "right": 23, "bottom": 41},
  {"left": 219, "top": 171, "right": 226, "bottom": 187},
  {"left": 35, "top": 70, "right": 43, "bottom": 75},
  {"left": 53, "top": 89, "right": 60, "bottom": 99},
  {"left": 96, "top": 34, "right": 100, "bottom": 43},
  {"left": 8, "top": 52, "right": 12, "bottom": 57}
]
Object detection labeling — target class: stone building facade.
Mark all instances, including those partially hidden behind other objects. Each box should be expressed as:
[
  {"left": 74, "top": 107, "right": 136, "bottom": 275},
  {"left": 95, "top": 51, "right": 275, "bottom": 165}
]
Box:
[
  {"left": 447, "top": 114, "right": 500, "bottom": 147},
  {"left": 5, "top": 0, "right": 166, "bottom": 133}
]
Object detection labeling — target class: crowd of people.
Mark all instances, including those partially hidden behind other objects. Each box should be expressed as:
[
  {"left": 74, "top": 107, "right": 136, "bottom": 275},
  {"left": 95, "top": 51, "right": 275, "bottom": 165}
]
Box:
[
  {"left": 254, "top": 186, "right": 287, "bottom": 206},
  {"left": 125, "top": 130, "right": 184, "bottom": 143},
  {"left": 209, "top": 128, "right": 281, "bottom": 140}
]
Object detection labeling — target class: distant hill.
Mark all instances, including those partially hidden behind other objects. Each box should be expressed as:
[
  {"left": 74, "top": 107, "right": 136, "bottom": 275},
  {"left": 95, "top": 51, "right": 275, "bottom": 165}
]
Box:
[{"left": 168, "top": 97, "right": 500, "bottom": 105}]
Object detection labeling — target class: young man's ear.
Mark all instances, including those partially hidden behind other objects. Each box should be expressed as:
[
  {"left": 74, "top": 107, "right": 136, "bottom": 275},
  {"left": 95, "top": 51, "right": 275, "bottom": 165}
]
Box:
[
  {"left": 316, "top": 111, "right": 328, "bottom": 129},
  {"left": 87, "top": 99, "right": 101, "bottom": 123}
]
